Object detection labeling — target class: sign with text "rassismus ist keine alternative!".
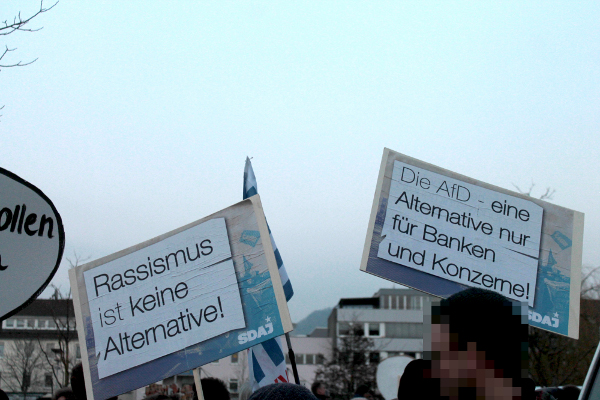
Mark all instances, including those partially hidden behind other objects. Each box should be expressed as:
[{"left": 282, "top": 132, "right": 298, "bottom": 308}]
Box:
[
  {"left": 361, "top": 149, "right": 584, "bottom": 338},
  {"left": 70, "top": 195, "right": 292, "bottom": 400},
  {"left": 84, "top": 217, "right": 243, "bottom": 378}
]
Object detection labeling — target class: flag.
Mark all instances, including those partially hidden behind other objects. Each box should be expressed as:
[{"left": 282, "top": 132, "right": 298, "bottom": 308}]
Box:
[{"left": 244, "top": 157, "right": 294, "bottom": 391}]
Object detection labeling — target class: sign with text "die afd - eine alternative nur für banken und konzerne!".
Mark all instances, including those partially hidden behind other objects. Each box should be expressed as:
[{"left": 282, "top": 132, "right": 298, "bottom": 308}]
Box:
[
  {"left": 361, "top": 148, "right": 584, "bottom": 339},
  {"left": 70, "top": 195, "right": 292, "bottom": 400}
]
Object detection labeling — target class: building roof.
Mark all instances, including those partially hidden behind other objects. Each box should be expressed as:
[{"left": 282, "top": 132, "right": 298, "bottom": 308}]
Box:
[
  {"left": 337, "top": 297, "right": 379, "bottom": 309},
  {"left": 373, "top": 288, "right": 438, "bottom": 298},
  {"left": 0, "top": 299, "right": 77, "bottom": 340},
  {"left": 308, "top": 327, "right": 329, "bottom": 338},
  {"left": 10, "top": 299, "right": 75, "bottom": 318}
]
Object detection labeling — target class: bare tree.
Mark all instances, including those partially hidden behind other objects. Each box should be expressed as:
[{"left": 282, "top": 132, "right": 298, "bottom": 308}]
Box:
[
  {"left": 36, "top": 287, "right": 76, "bottom": 389},
  {"left": 581, "top": 266, "right": 600, "bottom": 300},
  {"left": 528, "top": 298, "right": 600, "bottom": 387},
  {"left": 1, "top": 339, "right": 44, "bottom": 400},
  {"left": 528, "top": 267, "right": 600, "bottom": 387},
  {"left": 1, "top": 0, "right": 58, "bottom": 119},
  {"left": 512, "top": 181, "right": 555, "bottom": 200},
  {"left": 37, "top": 253, "right": 88, "bottom": 388},
  {"left": 314, "top": 325, "right": 376, "bottom": 400}
]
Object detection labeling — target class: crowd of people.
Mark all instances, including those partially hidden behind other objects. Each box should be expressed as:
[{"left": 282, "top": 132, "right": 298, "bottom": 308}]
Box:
[{"left": 0, "top": 288, "right": 584, "bottom": 400}]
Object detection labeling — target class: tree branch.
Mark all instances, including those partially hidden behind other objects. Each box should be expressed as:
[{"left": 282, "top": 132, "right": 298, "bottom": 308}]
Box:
[{"left": 0, "top": 1, "right": 58, "bottom": 36}]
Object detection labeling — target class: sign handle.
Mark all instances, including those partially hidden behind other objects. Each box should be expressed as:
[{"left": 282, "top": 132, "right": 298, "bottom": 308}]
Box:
[
  {"left": 193, "top": 368, "right": 205, "bottom": 400},
  {"left": 285, "top": 333, "right": 300, "bottom": 384}
]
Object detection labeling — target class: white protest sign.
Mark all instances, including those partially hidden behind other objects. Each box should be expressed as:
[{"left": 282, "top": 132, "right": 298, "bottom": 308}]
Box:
[
  {"left": 0, "top": 168, "right": 65, "bottom": 321},
  {"left": 363, "top": 149, "right": 584, "bottom": 338},
  {"left": 83, "top": 217, "right": 245, "bottom": 378},
  {"left": 378, "top": 161, "right": 543, "bottom": 306}
]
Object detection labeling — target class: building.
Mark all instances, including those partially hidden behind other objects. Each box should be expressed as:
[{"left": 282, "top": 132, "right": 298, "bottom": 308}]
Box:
[
  {"left": 327, "top": 288, "right": 438, "bottom": 361},
  {"left": 193, "top": 288, "right": 437, "bottom": 394},
  {"left": 282, "top": 328, "right": 331, "bottom": 388},
  {"left": 0, "top": 299, "right": 80, "bottom": 400},
  {"left": 188, "top": 330, "right": 331, "bottom": 398},
  {"left": 1, "top": 288, "right": 435, "bottom": 399}
]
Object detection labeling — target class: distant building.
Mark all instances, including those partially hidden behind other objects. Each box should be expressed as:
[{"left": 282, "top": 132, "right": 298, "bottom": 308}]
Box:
[
  {"left": 0, "top": 299, "right": 80, "bottom": 400},
  {"left": 327, "top": 288, "right": 439, "bottom": 360},
  {"left": 1, "top": 288, "right": 436, "bottom": 400},
  {"left": 282, "top": 328, "right": 331, "bottom": 388},
  {"left": 196, "top": 288, "right": 437, "bottom": 393}
]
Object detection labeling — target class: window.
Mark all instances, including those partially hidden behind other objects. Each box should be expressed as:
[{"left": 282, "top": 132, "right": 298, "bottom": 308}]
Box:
[
  {"left": 408, "top": 296, "right": 422, "bottom": 310},
  {"left": 229, "top": 379, "right": 238, "bottom": 393},
  {"left": 385, "top": 323, "right": 423, "bottom": 339},
  {"left": 353, "top": 352, "right": 366, "bottom": 364},
  {"left": 45, "top": 373, "right": 53, "bottom": 387},
  {"left": 296, "top": 354, "right": 305, "bottom": 365},
  {"left": 285, "top": 354, "right": 290, "bottom": 364},
  {"left": 76, "top": 345, "right": 81, "bottom": 359},
  {"left": 305, "top": 354, "right": 315, "bottom": 365},
  {"left": 369, "top": 352, "right": 380, "bottom": 364},
  {"left": 316, "top": 353, "right": 325, "bottom": 364},
  {"left": 368, "top": 323, "right": 380, "bottom": 337},
  {"left": 4, "top": 319, "right": 15, "bottom": 328},
  {"left": 46, "top": 343, "right": 55, "bottom": 354},
  {"left": 231, "top": 353, "right": 239, "bottom": 364},
  {"left": 338, "top": 322, "right": 351, "bottom": 336},
  {"left": 16, "top": 319, "right": 26, "bottom": 328}
]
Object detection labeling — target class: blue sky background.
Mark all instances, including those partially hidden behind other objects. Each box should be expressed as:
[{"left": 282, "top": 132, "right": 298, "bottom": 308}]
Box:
[{"left": 1, "top": 1, "right": 599, "bottom": 321}]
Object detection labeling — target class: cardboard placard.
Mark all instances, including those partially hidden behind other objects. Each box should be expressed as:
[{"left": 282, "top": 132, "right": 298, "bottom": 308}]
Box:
[
  {"left": 70, "top": 195, "right": 292, "bottom": 400},
  {"left": 0, "top": 167, "right": 65, "bottom": 321},
  {"left": 361, "top": 148, "right": 584, "bottom": 338}
]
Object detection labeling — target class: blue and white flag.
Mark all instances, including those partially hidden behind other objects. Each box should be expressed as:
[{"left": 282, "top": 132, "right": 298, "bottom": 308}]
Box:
[{"left": 244, "top": 157, "right": 294, "bottom": 391}]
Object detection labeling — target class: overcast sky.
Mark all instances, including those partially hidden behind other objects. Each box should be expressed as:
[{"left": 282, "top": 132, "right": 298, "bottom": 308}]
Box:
[{"left": 1, "top": 1, "right": 599, "bottom": 322}]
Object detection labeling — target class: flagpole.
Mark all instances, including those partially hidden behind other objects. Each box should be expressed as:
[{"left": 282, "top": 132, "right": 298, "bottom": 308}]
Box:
[
  {"left": 244, "top": 157, "right": 298, "bottom": 389},
  {"left": 193, "top": 368, "right": 205, "bottom": 400},
  {"left": 284, "top": 333, "right": 300, "bottom": 384}
]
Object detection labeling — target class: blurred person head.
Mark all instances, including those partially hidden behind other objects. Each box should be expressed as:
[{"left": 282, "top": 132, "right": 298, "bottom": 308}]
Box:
[
  {"left": 355, "top": 384, "right": 370, "bottom": 398},
  {"left": 424, "top": 287, "right": 530, "bottom": 400},
  {"left": 200, "top": 378, "right": 230, "bottom": 400},
  {"left": 558, "top": 385, "right": 580, "bottom": 400},
  {"left": 248, "top": 383, "right": 317, "bottom": 400},
  {"left": 0, "top": 389, "right": 9, "bottom": 400},
  {"left": 53, "top": 388, "right": 76, "bottom": 400},
  {"left": 71, "top": 363, "right": 87, "bottom": 400},
  {"left": 311, "top": 381, "right": 329, "bottom": 399},
  {"left": 397, "top": 358, "right": 438, "bottom": 400}
]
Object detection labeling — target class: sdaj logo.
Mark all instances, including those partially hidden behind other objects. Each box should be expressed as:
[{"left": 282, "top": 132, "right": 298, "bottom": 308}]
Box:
[
  {"left": 529, "top": 310, "right": 559, "bottom": 328},
  {"left": 238, "top": 317, "right": 274, "bottom": 344}
]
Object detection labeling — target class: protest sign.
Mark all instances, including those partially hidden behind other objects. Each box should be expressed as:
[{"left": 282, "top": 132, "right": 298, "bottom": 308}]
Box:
[
  {"left": 70, "top": 195, "right": 292, "bottom": 400},
  {"left": 0, "top": 167, "right": 65, "bottom": 321},
  {"left": 361, "top": 148, "right": 584, "bottom": 338}
]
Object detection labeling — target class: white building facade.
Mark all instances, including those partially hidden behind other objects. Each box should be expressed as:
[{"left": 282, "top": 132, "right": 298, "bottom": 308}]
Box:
[{"left": 327, "top": 288, "right": 438, "bottom": 361}]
